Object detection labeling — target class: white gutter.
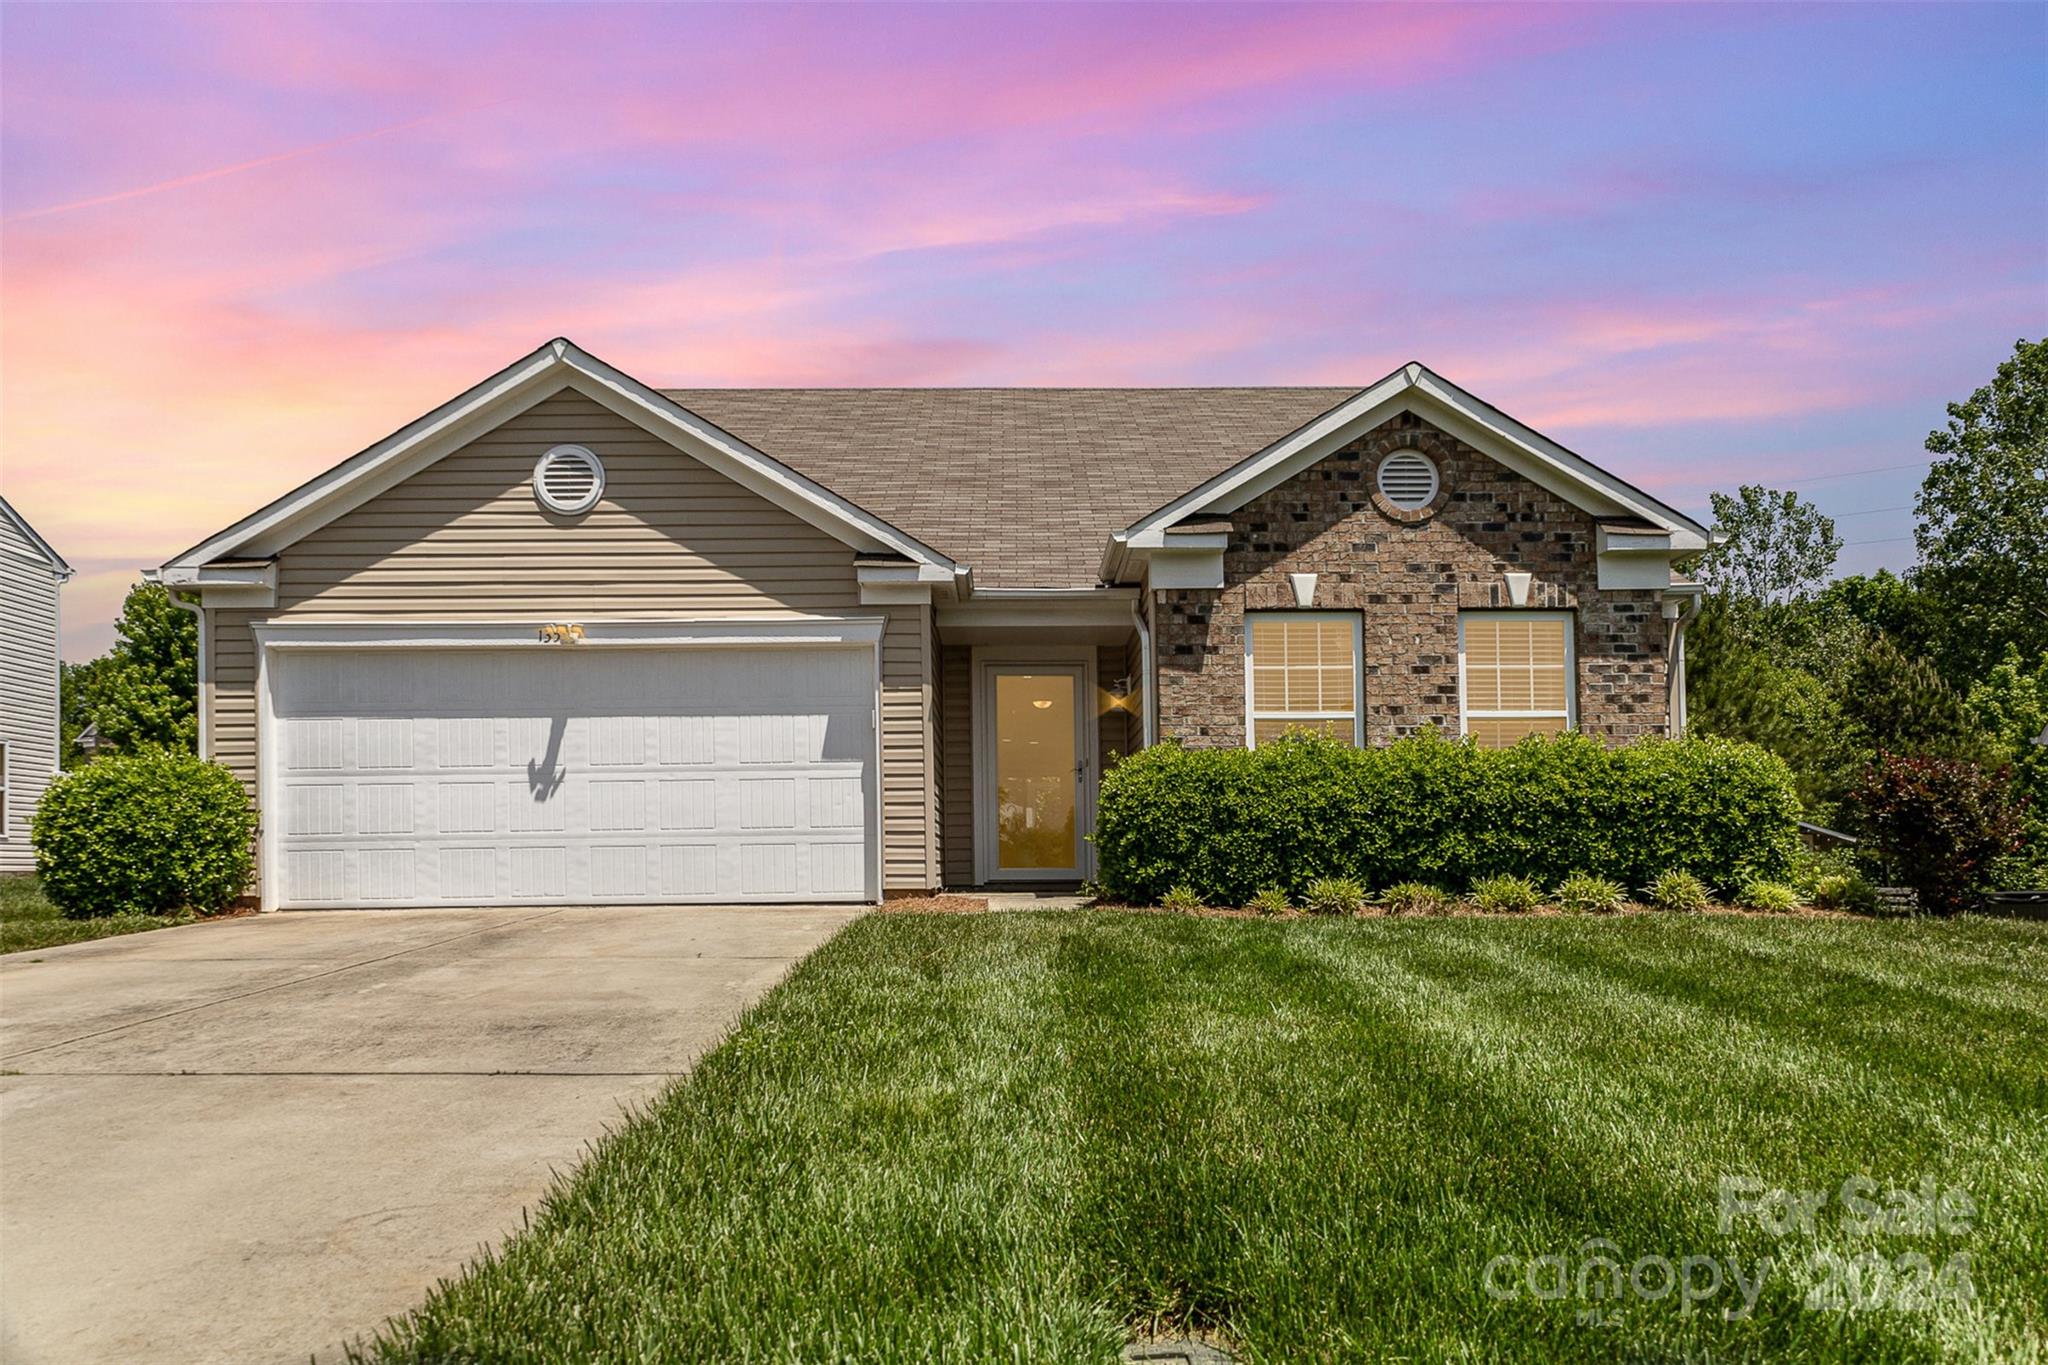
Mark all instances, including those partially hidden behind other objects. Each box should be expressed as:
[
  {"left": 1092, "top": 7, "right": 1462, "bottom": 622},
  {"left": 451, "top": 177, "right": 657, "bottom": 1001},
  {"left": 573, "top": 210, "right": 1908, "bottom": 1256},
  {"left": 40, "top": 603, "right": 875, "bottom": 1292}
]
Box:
[
  {"left": 1664, "top": 590, "right": 1703, "bottom": 736},
  {"left": 142, "top": 569, "right": 207, "bottom": 757},
  {"left": 1133, "top": 596, "right": 1157, "bottom": 748}
]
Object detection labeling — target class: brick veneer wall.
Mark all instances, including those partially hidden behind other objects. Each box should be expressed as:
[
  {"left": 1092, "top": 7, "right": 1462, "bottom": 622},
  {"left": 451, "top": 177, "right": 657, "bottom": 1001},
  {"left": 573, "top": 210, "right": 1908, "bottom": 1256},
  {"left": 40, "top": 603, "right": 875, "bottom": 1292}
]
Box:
[{"left": 1153, "top": 411, "right": 1669, "bottom": 747}]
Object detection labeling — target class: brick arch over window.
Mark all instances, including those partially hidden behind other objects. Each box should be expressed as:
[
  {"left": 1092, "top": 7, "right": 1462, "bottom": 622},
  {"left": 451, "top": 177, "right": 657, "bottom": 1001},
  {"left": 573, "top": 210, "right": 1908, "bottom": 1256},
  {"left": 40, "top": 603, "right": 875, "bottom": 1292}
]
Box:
[{"left": 1153, "top": 410, "right": 1666, "bottom": 748}]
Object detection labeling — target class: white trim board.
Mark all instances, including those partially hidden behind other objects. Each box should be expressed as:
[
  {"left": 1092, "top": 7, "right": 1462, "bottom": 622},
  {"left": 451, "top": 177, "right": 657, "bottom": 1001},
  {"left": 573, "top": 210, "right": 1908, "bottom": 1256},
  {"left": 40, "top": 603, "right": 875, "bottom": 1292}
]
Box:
[
  {"left": 0, "top": 495, "right": 72, "bottom": 577},
  {"left": 250, "top": 617, "right": 887, "bottom": 651},
  {"left": 164, "top": 338, "right": 956, "bottom": 577}
]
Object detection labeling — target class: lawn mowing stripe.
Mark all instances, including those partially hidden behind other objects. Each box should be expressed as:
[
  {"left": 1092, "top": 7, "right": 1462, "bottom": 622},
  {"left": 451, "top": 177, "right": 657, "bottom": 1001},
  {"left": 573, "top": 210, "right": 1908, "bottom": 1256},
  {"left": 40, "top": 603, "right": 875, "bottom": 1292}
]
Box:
[
  {"left": 349, "top": 913, "right": 2047, "bottom": 1365},
  {"left": 1282, "top": 918, "right": 2026, "bottom": 1361}
]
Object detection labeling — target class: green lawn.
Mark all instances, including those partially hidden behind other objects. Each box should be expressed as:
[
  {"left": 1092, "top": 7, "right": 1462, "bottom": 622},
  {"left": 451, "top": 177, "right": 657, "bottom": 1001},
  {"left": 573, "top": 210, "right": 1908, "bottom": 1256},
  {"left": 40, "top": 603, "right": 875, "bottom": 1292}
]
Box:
[
  {"left": 352, "top": 912, "right": 2047, "bottom": 1363},
  {"left": 0, "top": 875, "right": 199, "bottom": 954}
]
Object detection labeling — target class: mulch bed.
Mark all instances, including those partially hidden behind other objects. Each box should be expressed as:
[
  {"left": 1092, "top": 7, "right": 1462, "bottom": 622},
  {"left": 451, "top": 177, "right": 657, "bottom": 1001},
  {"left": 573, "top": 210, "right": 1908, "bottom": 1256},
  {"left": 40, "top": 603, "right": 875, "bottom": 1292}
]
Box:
[
  {"left": 877, "top": 896, "right": 1858, "bottom": 919},
  {"left": 875, "top": 894, "right": 992, "bottom": 914},
  {"left": 1092, "top": 901, "right": 1857, "bottom": 920}
]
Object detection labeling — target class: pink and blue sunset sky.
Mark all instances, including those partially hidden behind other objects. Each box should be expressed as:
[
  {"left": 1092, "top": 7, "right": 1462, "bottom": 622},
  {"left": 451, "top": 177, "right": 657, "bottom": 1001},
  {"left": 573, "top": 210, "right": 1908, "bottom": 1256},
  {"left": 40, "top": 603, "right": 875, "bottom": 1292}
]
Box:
[{"left": 2, "top": 1, "right": 2042, "bottom": 658}]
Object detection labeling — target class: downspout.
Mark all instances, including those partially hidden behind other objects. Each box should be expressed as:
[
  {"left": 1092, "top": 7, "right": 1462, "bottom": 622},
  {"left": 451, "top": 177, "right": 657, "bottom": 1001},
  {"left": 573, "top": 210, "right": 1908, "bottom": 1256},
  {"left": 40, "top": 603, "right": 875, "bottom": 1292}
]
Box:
[
  {"left": 145, "top": 570, "right": 207, "bottom": 757},
  {"left": 1133, "top": 596, "right": 1157, "bottom": 748},
  {"left": 1664, "top": 593, "right": 1701, "bottom": 737}
]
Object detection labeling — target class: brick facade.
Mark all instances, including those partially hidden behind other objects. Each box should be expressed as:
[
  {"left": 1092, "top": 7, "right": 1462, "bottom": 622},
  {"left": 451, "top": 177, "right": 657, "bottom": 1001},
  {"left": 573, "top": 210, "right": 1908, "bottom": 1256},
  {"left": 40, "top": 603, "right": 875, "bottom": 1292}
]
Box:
[{"left": 1153, "top": 411, "right": 1669, "bottom": 747}]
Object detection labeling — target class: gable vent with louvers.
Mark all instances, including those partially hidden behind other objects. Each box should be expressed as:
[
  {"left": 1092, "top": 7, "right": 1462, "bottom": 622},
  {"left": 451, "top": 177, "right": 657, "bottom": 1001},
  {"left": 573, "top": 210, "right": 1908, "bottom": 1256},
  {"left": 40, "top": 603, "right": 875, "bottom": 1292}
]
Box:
[
  {"left": 534, "top": 444, "right": 606, "bottom": 515},
  {"left": 1376, "top": 451, "right": 1440, "bottom": 511}
]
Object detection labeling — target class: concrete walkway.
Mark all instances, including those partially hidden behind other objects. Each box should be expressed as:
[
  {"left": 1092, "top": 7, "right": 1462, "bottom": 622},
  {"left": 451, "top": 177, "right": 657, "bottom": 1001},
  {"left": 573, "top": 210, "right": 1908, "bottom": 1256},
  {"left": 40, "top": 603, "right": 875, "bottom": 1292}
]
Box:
[{"left": 0, "top": 904, "right": 860, "bottom": 1364}]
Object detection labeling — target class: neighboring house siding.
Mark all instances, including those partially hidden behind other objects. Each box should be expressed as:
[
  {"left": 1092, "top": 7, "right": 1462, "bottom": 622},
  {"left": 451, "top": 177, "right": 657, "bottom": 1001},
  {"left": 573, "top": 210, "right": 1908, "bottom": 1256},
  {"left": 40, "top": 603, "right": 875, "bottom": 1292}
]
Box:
[
  {"left": 204, "top": 390, "right": 939, "bottom": 894},
  {"left": 1154, "top": 410, "right": 1668, "bottom": 747},
  {"left": 0, "top": 520, "right": 62, "bottom": 875}
]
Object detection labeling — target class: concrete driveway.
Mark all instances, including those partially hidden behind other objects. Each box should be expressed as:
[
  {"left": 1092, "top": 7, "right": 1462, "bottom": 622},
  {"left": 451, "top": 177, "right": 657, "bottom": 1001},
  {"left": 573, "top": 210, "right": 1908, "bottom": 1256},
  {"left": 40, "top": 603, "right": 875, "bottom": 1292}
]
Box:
[{"left": 0, "top": 904, "right": 860, "bottom": 1364}]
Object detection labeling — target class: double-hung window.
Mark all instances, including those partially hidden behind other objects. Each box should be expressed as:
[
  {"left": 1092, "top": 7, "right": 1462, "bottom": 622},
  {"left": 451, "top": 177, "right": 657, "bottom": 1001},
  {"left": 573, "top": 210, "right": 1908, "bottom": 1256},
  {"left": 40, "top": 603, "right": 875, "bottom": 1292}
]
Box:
[
  {"left": 1245, "top": 613, "right": 1360, "bottom": 746},
  {"left": 1459, "top": 611, "right": 1575, "bottom": 748}
]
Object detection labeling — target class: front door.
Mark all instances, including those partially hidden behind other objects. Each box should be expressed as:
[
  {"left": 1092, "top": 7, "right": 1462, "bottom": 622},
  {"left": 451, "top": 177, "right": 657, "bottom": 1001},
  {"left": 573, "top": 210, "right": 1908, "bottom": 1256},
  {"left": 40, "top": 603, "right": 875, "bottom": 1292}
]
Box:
[{"left": 981, "top": 663, "right": 1089, "bottom": 881}]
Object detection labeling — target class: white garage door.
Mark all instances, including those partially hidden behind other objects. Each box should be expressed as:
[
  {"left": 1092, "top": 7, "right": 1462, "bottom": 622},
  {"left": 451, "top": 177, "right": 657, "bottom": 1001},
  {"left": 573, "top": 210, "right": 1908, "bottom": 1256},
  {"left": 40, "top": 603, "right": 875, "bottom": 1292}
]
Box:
[{"left": 269, "top": 646, "right": 876, "bottom": 908}]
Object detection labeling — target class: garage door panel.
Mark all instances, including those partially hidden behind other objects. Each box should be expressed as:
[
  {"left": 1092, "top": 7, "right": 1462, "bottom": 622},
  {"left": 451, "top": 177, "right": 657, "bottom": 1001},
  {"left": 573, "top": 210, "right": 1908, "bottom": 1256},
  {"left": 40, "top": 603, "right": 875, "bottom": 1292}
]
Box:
[{"left": 272, "top": 647, "right": 875, "bottom": 907}]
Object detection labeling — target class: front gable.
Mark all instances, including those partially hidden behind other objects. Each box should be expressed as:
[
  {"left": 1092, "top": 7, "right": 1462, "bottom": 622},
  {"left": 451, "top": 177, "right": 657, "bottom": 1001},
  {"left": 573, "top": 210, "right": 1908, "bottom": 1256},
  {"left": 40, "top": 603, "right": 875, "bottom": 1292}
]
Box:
[
  {"left": 161, "top": 339, "right": 955, "bottom": 600},
  {"left": 271, "top": 390, "right": 862, "bottom": 617},
  {"left": 1105, "top": 362, "right": 1708, "bottom": 591},
  {"left": 1150, "top": 408, "right": 1671, "bottom": 747}
]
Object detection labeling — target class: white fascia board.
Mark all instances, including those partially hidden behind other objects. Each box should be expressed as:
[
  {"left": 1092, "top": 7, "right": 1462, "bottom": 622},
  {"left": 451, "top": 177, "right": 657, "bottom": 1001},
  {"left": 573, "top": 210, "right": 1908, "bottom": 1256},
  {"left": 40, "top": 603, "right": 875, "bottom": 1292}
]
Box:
[
  {"left": 937, "top": 590, "right": 1138, "bottom": 640},
  {"left": 1121, "top": 371, "right": 1409, "bottom": 541},
  {"left": 1596, "top": 526, "right": 1675, "bottom": 555},
  {"left": 164, "top": 338, "right": 956, "bottom": 576},
  {"left": 0, "top": 496, "right": 72, "bottom": 577},
  {"left": 251, "top": 617, "right": 887, "bottom": 650},
  {"left": 559, "top": 344, "right": 953, "bottom": 570},
  {"left": 1114, "top": 361, "right": 1710, "bottom": 550},
  {"left": 855, "top": 561, "right": 954, "bottom": 584},
  {"left": 1125, "top": 528, "right": 1230, "bottom": 551},
  {"left": 157, "top": 560, "right": 278, "bottom": 608}
]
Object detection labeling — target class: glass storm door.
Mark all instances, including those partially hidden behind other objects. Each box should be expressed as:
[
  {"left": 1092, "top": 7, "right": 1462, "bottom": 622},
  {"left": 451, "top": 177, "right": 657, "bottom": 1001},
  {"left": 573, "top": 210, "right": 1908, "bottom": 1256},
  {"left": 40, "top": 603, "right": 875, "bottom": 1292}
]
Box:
[{"left": 991, "top": 667, "right": 1085, "bottom": 878}]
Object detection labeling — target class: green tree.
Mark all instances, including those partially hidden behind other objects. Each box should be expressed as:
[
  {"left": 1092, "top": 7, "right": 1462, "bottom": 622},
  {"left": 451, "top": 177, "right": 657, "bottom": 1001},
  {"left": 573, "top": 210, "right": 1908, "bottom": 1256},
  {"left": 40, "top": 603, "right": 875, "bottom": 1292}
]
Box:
[
  {"left": 58, "top": 655, "right": 114, "bottom": 766},
  {"left": 74, "top": 582, "right": 198, "bottom": 755},
  {"left": 1917, "top": 338, "right": 2048, "bottom": 681},
  {"left": 1967, "top": 648, "right": 2047, "bottom": 884},
  {"left": 1839, "top": 633, "right": 1992, "bottom": 764},
  {"left": 1685, "top": 595, "right": 1860, "bottom": 818},
  {"left": 1694, "top": 485, "right": 1843, "bottom": 609},
  {"left": 1814, "top": 570, "right": 1942, "bottom": 665}
]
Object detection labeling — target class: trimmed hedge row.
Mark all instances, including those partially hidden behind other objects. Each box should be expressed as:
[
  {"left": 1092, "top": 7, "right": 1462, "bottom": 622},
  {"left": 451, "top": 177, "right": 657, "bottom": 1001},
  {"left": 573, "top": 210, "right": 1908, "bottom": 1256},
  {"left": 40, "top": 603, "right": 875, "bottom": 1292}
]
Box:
[{"left": 1093, "top": 730, "right": 1799, "bottom": 907}]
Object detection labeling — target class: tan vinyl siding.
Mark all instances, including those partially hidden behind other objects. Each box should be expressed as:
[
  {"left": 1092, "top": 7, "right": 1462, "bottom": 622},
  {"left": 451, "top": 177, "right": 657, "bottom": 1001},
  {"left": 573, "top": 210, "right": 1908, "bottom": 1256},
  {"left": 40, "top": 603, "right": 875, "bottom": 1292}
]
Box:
[
  {"left": 204, "top": 389, "right": 939, "bottom": 895},
  {"left": 880, "top": 607, "right": 936, "bottom": 892},
  {"left": 0, "top": 524, "right": 63, "bottom": 873},
  {"left": 939, "top": 645, "right": 973, "bottom": 886}
]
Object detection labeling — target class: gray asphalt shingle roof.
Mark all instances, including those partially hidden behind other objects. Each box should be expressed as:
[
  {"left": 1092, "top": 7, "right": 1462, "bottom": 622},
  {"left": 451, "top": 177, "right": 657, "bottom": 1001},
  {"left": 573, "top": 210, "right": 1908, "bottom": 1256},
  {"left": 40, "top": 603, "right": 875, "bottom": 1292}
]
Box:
[{"left": 663, "top": 387, "right": 1358, "bottom": 588}]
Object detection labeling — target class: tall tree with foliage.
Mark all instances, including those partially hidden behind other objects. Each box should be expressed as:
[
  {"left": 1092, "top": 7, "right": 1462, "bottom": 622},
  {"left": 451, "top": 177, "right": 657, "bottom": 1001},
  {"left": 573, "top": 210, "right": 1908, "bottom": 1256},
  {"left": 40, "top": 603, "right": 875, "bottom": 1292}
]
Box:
[
  {"left": 1694, "top": 485, "right": 1842, "bottom": 610},
  {"left": 1967, "top": 649, "right": 2048, "bottom": 883},
  {"left": 1917, "top": 338, "right": 2048, "bottom": 682},
  {"left": 1683, "top": 596, "right": 1860, "bottom": 818},
  {"left": 1839, "top": 633, "right": 1992, "bottom": 764},
  {"left": 68, "top": 581, "right": 199, "bottom": 756}
]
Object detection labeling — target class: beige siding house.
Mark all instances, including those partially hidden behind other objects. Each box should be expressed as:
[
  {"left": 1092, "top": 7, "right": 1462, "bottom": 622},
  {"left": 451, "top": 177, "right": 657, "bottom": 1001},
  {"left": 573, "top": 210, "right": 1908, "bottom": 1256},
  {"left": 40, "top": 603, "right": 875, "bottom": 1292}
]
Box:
[
  {"left": 1, "top": 497, "right": 72, "bottom": 875},
  {"left": 160, "top": 339, "right": 1708, "bottom": 909}
]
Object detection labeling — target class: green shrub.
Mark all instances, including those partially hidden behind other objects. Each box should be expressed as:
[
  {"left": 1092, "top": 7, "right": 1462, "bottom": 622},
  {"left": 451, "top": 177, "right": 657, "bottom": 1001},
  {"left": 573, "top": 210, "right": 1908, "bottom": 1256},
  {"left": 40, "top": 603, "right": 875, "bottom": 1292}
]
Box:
[
  {"left": 1853, "top": 753, "right": 2028, "bottom": 916},
  {"left": 1554, "top": 872, "right": 1627, "bottom": 914},
  {"left": 1470, "top": 874, "right": 1543, "bottom": 913},
  {"left": 1158, "top": 885, "right": 1205, "bottom": 913},
  {"left": 1302, "top": 876, "right": 1366, "bottom": 916},
  {"left": 32, "top": 750, "right": 255, "bottom": 919},
  {"left": 1646, "top": 870, "right": 1712, "bottom": 913},
  {"left": 1381, "top": 881, "right": 1452, "bottom": 915},
  {"left": 1245, "top": 887, "right": 1291, "bottom": 916},
  {"left": 1093, "top": 732, "right": 1799, "bottom": 906},
  {"left": 1809, "top": 872, "right": 1879, "bottom": 914},
  {"left": 1739, "top": 880, "right": 1800, "bottom": 913}
]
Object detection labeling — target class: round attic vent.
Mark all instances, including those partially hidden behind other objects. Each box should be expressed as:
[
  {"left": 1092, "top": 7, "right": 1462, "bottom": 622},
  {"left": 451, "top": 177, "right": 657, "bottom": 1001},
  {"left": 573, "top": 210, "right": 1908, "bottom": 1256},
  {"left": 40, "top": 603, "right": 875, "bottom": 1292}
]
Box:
[
  {"left": 1376, "top": 450, "right": 1439, "bottom": 511},
  {"left": 534, "top": 445, "right": 605, "bottom": 515}
]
